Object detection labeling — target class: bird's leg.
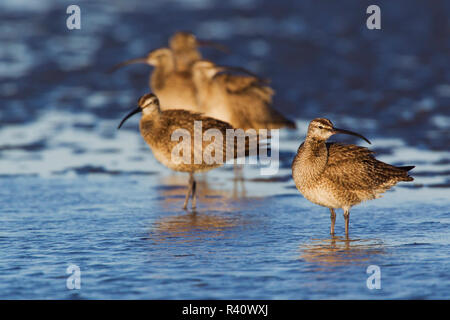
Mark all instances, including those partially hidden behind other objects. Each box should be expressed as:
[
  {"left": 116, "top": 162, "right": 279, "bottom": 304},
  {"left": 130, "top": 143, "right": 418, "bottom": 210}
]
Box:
[
  {"left": 233, "top": 163, "right": 246, "bottom": 198},
  {"left": 234, "top": 163, "right": 244, "bottom": 182},
  {"left": 191, "top": 174, "right": 197, "bottom": 209},
  {"left": 240, "top": 179, "right": 246, "bottom": 198},
  {"left": 183, "top": 173, "right": 194, "bottom": 210},
  {"left": 343, "top": 209, "right": 350, "bottom": 238},
  {"left": 329, "top": 208, "right": 336, "bottom": 235}
]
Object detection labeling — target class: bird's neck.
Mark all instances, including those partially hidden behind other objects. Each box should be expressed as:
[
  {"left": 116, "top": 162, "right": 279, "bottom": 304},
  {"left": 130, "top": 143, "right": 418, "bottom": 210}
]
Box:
[
  {"left": 293, "top": 137, "right": 328, "bottom": 181},
  {"left": 191, "top": 73, "right": 213, "bottom": 105},
  {"left": 151, "top": 63, "right": 174, "bottom": 90},
  {"left": 304, "top": 137, "right": 327, "bottom": 155},
  {"left": 140, "top": 106, "right": 161, "bottom": 127},
  {"left": 139, "top": 110, "right": 162, "bottom": 147},
  {"left": 174, "top": 50, "right": 200, "bottom": 71}
]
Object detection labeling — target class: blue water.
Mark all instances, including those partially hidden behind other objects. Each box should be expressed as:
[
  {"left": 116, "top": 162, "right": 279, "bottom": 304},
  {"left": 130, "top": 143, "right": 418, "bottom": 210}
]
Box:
[{"left": 0, "top": 0, "right": 449, "bottom": 299}]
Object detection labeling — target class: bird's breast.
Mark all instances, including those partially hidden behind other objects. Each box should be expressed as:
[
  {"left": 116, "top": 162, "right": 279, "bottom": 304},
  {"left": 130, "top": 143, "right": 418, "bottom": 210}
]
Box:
[
  {"left": 297, "top": 182, "right": 342, "bottom": 209},
  {"left": 292, "top": 142, "right": 342, "bottom": 208}
]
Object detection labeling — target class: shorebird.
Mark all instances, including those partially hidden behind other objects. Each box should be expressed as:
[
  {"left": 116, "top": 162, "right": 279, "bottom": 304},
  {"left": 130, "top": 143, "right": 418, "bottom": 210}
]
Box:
[
  {"left": 191, "top": 60, "right": 296, "bottom": 131},
  {"left": 117, "top": 93, "right": 259, "bottom": 209},
  {"left": 292, "top": 118, "right": 414, "bottom": 237}
]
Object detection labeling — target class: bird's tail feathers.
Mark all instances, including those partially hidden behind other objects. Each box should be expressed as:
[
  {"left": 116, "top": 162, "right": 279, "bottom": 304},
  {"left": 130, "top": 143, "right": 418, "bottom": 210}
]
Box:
[{"left": 397, "top": 165, "right": 415, "bottom": 181}]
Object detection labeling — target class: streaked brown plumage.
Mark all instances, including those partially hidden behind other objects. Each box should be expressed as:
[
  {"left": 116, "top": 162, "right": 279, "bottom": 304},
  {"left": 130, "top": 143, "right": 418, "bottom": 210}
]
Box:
[
  {"left": 292, "top": 118, "right": 414, "bottom": 236},
  {"left": 191, "top": 60, "right": 296, "bottom": 130},
  {"left": 117, "top": 93, "right": 259, "bottom": 209}
]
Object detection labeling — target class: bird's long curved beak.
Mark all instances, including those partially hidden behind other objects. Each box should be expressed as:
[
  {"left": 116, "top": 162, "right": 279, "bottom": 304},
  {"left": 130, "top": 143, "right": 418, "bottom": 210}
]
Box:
[
  {"left": 333, "top": 127, "right": 371, "bottom": 144},
  {"left": 196, "top": 39, "right": 230, "bottom": 53},
  {"left": 118, "top": 107, "right": 141, "bottom": 129},
  {"left": 109, "top": 57, "right": 149, "bottom": 73}
]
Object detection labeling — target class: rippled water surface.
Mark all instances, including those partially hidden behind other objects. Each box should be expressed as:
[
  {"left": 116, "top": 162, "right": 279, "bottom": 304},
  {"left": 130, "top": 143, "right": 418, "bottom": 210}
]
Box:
[{"left": 0, "top": 0, "right": 449, "bottom": 299}]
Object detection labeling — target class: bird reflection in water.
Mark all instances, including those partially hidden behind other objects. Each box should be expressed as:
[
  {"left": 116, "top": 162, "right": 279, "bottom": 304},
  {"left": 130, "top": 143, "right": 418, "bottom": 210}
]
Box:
[
  {"left": 150, "top": 211, "right": 242, "bottom": 243},
  {"left": 299, "top": 236, "right": 385, "bottom": 267},
  {"left": 155, "top": 173, "right": 248, "bottom": 211},
  {"left": 148, "top": 173, "right": 259, "bottom": 243}
]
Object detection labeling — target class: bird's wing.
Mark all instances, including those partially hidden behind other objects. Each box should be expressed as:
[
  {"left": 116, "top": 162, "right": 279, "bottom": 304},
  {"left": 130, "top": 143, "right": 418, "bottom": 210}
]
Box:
[
  {"left": 324, "top": 143, "right": 410, "bottom": 192},
  {"left": 326, "top": 143, "right": 374, "bottom": 166},
  {"left": 159, "top": 110, "right": 257, "bottom": 163},
  {"left": 214, "top": 74, "right": 295, "bottom": 129},
  {"left": 261, "top": 107, "right": 296, "bottom": 129},
  {"left": 215, "top": 74, "right": 274, "bottom": 103}
]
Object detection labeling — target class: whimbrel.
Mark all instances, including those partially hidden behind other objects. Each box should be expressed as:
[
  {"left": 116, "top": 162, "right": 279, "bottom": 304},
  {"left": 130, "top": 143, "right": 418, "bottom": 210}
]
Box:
[
  {"left": 191, "top": 60, "right": 296, "bottom": 131},
  {"left": 117, "top": 93, "right": 259, "bottom": 209},
  {"left": 291, "top": 118, "right": 414, "bottom": 237}
]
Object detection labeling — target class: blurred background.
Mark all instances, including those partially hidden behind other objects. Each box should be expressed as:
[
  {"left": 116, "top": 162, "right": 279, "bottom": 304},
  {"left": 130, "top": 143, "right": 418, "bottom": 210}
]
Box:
[{"left": 0, "top": 0, "right": 449, "bottom": 299}]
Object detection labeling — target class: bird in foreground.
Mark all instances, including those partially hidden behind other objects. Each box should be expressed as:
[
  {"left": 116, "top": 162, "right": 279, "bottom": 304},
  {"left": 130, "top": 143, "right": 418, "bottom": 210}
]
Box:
[
  {"left": 111, "top": 32, "right": 226, "bottom": 111},
  {"left": 117, "top": 93, "right": 260, "bottom": 209},
  {"left": 291, "top": 118, "right": 414, "bottom": 237},
  {"left": 191, "top": 60, "right": 296, "bottom": 131}
]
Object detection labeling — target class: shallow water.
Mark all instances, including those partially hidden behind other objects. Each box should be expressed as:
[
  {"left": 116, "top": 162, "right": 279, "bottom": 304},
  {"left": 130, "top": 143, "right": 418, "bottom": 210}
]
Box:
[{"left": 0, "top": 0, "right": 449, "bottom": 299}]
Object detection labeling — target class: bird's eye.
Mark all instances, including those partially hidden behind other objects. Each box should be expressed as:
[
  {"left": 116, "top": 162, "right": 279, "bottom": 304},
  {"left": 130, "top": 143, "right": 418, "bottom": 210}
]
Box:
[{"left": 318, "top": 126, "right": 323, "bottom": 129}]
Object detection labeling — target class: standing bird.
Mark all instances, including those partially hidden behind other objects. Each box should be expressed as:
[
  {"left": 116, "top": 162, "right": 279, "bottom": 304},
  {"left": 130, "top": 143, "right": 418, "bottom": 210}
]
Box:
[
  {"left": 191, "top": 60, "right": 296, "bottom": 130},
  {"left": 117, "top": 93, "right": 259, "bottom": 209},
  {"left": 292, "top": 118, "right": 414, "bottom": 237}
]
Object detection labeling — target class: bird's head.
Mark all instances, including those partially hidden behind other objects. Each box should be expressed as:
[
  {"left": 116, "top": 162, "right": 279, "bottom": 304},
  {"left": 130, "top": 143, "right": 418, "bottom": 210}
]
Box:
[
  {"left": 169, "top": 31, "right": 229, "bottom": 53},
  {"left": 307, "top": 118, "right": 371, "bottom": 144},
  {"left": 117, "top": 93, "right": 161, "bottom": 129},
  {"left": 110, "top": 48, "right": 174, "bottom": 72},
  {"left": 191, "top": 60, "right": 224, "bottom": 80},
  {"left": 145, "top": 48, "right": 174, "bottom": 66},
  {"left": 169, "top": 32, "right": 198, "bottom": 52}
]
